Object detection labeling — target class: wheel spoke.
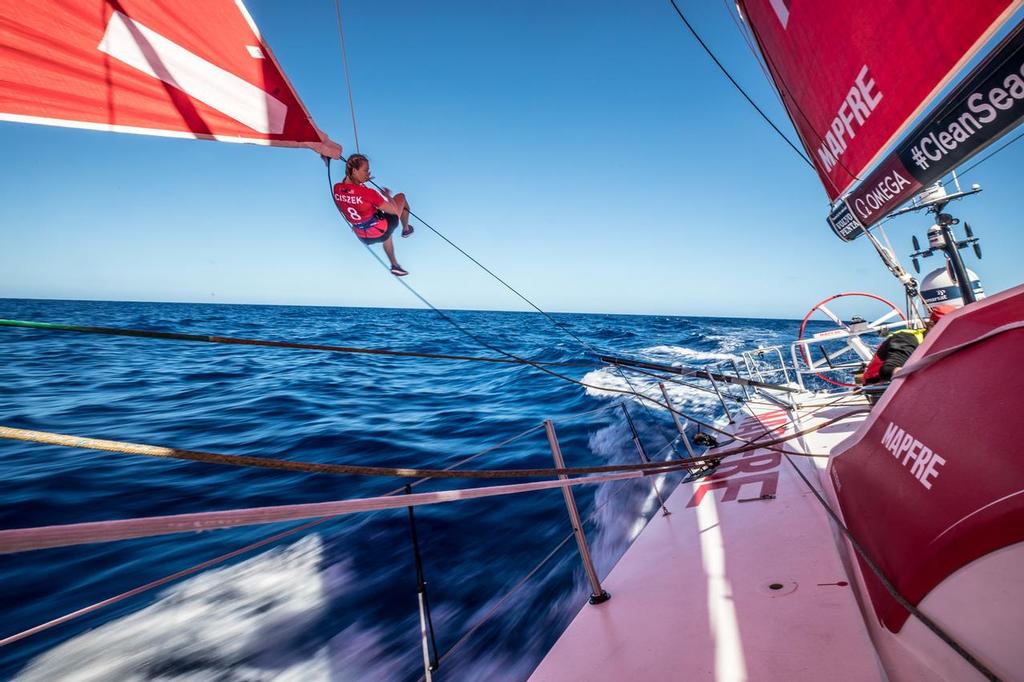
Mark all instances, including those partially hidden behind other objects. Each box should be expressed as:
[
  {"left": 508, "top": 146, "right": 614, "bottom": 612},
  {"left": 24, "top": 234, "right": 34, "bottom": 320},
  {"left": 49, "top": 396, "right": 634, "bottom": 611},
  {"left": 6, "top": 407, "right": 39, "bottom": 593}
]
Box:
[
  {"left": 868, "top": 308, "right": 901, "bottom": 328},
  {"left": 818, "top": 304, "right": 846, "bottom": 328}
]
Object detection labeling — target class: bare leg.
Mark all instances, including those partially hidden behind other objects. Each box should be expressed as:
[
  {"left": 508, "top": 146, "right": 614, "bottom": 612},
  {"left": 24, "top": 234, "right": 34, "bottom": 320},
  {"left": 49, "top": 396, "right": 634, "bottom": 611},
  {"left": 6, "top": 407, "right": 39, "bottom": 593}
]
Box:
[
  {"left": 381, "top": 236, "right": 401, "bottom": 269},
  {"left": 393, "top": 193, "right": 411, "bottom": 231}
]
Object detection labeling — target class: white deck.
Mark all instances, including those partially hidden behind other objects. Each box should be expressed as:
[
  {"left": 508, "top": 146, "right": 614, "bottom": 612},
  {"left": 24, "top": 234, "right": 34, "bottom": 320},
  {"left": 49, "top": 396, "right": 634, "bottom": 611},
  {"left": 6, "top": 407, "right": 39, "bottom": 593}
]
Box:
[{"left": 530, "top": 395, "right": 885, "bottom": 682}]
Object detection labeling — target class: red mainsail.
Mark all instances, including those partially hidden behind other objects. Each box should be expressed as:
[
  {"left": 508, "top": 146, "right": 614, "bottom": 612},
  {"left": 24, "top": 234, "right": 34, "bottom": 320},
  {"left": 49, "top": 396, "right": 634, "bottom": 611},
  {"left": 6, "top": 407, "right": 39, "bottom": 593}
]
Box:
[
  {"left": 0, "top": 0, "right": 340, "bottom": 157},
  {"left": 737, "top": 0, "right": 1021, "bottom": 200}
]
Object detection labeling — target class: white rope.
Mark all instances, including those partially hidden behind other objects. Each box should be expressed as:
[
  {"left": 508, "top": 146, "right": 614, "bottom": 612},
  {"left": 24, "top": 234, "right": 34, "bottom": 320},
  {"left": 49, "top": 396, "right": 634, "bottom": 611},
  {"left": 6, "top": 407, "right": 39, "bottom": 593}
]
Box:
[{"left": 0, "top": 471, "right": 644, "bottom": 554}]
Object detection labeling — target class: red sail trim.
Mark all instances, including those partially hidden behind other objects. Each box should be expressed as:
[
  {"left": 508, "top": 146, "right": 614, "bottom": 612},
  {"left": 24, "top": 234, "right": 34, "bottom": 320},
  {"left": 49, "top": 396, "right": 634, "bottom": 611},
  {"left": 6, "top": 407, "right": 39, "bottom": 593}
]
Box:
[
  {"left": 0, "top": 0, "right": 340, "bottom": 157},
  {"left": 737, "top": 1, "right": 1022, "bottom": 201}
]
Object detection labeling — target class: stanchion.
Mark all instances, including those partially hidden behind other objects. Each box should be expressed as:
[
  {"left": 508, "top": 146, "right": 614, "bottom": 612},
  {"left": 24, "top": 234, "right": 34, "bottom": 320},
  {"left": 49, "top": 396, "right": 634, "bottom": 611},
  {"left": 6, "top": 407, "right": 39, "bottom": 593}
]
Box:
[
  {"left": 543, "top": 420, "right": 610, "bottom": 605},
  {"left": 620, "top": 404, "right": 670, "bottom": 516},
  {"left": 405, "top": 485, "right": 439, "bottom": 679},
  {"left": 658, "top": 382, "right": 696, "bottom": 458}
]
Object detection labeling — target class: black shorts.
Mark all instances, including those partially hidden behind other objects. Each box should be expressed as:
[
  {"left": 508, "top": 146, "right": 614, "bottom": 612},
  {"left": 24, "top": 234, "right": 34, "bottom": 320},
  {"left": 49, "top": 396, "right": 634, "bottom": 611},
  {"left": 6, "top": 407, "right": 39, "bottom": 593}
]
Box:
[{"left": 356, "top": 213, "right": 399, "bottom": 244}]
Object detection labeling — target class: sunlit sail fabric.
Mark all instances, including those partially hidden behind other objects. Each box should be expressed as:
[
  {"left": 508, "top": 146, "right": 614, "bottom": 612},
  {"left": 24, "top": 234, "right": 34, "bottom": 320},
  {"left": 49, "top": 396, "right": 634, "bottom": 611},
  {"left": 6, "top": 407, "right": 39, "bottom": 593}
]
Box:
[
  {"left": 0, "top": 0, "right": 340, "bottom": 157},
  {"left": 737, "top": 0, "right": 1022, "bottom": 201}
]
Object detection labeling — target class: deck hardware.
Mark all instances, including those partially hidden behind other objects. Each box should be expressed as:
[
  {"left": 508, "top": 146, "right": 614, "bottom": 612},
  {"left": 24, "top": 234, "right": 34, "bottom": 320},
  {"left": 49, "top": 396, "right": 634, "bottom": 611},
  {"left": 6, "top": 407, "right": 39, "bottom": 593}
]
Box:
[
  {"left": 620, "top": 404, "right": 670, "bottom": 516},
  {"left": 816, "top": 581, "right": 850, "bottom": 587},
  {"left": 768, "top": 583, "right": 784, "bottom": 590},
  {"left": 692, "top": 432, "right": 719, "bottom": 449},
  {"left": 544, "top": 420, "right": 610, "bottom": 605},
  {"left": 737, "top": 494, "right": 776, "bottom": 503}
]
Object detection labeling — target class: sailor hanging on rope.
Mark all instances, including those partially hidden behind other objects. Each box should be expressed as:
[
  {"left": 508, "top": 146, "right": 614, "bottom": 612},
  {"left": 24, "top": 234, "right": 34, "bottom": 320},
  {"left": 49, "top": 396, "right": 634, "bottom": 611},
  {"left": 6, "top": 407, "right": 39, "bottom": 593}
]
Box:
[{"left": 333, "top": 154, "right": 415, "bottom": 276}]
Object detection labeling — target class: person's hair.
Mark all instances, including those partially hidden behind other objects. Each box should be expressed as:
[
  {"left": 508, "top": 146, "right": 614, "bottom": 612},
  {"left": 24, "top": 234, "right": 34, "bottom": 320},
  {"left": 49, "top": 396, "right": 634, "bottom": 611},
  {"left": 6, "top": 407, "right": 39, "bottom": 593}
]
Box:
[{"left": 345, "top": 154, "right": 369, "bottom": 180}]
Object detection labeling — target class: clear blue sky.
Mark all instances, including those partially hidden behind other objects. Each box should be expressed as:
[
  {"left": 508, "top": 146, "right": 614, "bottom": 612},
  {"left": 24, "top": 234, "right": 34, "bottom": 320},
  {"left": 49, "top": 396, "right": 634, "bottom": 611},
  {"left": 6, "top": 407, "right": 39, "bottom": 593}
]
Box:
[{"left": 2, "top": 1, "right": 1021, "bottom": 318}]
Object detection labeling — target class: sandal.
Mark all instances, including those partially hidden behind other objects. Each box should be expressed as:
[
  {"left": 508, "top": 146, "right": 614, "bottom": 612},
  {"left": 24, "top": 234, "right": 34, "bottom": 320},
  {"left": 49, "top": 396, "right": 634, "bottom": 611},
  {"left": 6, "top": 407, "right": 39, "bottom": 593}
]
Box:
[
  {"left": 401, "top": 225, "right": 415, "bottom": 238},
  {"left": 390, "top": 265, "right": 409, "bottom": 276}
]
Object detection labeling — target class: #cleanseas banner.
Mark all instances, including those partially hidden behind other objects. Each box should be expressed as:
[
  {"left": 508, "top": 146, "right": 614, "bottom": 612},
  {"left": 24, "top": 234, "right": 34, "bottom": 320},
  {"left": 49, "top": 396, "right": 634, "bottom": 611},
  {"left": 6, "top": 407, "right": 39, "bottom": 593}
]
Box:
[{"left": 828, "top": 22, "right": 1024, "bottom": 241}]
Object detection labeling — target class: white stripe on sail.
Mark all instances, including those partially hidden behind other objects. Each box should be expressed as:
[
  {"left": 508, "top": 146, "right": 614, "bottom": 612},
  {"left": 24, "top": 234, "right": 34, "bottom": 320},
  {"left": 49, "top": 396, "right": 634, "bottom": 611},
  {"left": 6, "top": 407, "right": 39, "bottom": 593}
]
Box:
[
  {"left": 768, "top": 0, "right": 790, "bottom": 29},
  {"left": 98, "top": 10, "right": 286, "bottom": 135}
]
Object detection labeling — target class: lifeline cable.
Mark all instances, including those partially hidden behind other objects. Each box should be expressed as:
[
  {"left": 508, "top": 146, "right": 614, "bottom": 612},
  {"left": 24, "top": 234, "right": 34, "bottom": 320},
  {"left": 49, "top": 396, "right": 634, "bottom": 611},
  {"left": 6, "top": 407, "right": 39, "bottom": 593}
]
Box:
[{"left": 0, "top": 472, "right": 651, "bottom": 554}]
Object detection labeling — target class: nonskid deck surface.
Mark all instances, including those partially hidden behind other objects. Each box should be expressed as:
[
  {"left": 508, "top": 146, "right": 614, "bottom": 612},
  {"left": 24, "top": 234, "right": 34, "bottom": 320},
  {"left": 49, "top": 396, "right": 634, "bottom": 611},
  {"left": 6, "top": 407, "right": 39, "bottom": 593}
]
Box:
[{"left": 530, "top": 394, "right": 882, "bottom": 682}]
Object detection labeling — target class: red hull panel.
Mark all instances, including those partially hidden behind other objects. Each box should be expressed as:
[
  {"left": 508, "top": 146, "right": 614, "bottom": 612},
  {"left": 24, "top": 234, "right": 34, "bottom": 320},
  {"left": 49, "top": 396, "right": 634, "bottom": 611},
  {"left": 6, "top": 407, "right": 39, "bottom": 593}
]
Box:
[{"left": 831, "top": 284, "right": 1024, "bottom": 631}]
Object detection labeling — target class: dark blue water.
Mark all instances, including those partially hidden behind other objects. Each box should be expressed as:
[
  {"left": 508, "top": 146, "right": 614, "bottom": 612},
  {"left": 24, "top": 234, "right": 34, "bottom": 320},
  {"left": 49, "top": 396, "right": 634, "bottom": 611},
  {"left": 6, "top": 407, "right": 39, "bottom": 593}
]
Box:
[{"left": 0, "top": 299, "right": 807, "bottom": 681}]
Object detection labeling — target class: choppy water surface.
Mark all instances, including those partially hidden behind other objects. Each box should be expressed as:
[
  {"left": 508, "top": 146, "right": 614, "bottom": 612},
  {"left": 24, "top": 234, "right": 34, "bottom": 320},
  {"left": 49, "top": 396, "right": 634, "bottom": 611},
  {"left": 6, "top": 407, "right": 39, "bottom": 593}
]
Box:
[{"left": 0, "top": 299, "right": 807, "bottom": 681}]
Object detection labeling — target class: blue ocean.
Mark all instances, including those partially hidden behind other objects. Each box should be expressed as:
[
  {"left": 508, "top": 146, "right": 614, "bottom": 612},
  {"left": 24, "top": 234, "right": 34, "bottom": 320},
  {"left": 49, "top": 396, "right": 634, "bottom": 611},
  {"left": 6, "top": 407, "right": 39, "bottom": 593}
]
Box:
[{"left": 0, "top": 299, "right": 807, "bottom": 681}]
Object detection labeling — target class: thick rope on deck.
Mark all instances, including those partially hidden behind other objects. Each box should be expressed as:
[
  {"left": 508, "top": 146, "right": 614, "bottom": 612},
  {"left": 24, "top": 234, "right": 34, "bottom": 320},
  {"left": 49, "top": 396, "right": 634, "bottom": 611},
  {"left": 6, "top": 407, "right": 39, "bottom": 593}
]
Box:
[
  {"left": 0, "top": 415, "right": 856, "bottom": 482},
  {"left": 0, "top": 410, "right": 867, "bottom": 556},
  {"left": 0, "top": 471, "right": 645, "bottom": 554},
  {"left": 0, "top": 426, "right": 693, "bottom": 478}
]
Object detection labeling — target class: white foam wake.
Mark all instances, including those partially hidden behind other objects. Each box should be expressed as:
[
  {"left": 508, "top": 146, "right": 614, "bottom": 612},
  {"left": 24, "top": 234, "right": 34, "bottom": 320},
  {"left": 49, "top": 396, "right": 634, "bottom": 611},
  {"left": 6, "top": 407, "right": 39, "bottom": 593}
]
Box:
[
  {"left": 17, "top": 535, "right": 335, "bottom": 681},
  {"left": 642, "top": 344, "right": 740, "bottom": 363}
]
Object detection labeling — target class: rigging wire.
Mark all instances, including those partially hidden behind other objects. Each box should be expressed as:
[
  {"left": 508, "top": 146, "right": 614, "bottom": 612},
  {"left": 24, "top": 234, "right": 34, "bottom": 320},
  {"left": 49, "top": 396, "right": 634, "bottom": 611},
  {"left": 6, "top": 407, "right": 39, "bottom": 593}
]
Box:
[
  {"left": 0, "top": 319, "right": 591, "bottom": 368},
  {"left": 720, "top": 0, "right": 779, "bottom": 105},
  {"left": 705, "top": 0, "right": 865, "bottom": 192},
  {"left": 323, "top": 12, "right": 703, "bottom": 454},
  {"left": 359, "top": 181, "right": 684, "bottom": 456},
  {"left": 665, "top": 0, "right": 814, "bottom": 171},
  {"left": 333, "top": 0, "right": 361, "bottom": 153},
  {"left": 326, "top": 161, "right": 723, "bottom": 444},
  {"left": 949, "top": 128, "right": 1024, "bottom": 184}
]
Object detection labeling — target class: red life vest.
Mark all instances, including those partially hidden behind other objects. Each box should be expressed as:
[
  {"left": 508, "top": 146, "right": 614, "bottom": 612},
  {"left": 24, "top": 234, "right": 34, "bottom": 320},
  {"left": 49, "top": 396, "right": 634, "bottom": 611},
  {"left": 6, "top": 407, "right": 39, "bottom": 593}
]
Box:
[{"left": 333, "top": 182, "right": 388, "bottom": 238}]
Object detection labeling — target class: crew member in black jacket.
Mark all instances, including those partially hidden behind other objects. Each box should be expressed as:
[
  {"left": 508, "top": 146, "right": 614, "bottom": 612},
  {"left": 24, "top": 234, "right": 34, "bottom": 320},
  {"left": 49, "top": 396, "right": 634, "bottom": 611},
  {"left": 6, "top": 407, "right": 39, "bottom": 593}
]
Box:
[{"left": 861, "top": 304, "right": 956, "bottom": 384}]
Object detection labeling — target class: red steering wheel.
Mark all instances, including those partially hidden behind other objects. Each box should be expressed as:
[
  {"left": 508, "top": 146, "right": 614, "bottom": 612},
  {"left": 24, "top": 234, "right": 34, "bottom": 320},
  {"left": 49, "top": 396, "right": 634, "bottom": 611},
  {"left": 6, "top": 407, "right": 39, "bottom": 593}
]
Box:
[{"left": 798, "top": 292, "right": 906, "bottom": 387}]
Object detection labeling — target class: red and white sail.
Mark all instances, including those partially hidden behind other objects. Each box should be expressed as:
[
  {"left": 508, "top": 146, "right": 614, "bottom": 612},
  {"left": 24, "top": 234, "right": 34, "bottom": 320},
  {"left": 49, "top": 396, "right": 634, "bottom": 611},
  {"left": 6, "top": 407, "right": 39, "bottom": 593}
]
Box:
[
  {"left": 0, "top": 0, "right": 340, "bottom": 157},
  {"left": 737, "top": 0, "right": 1022, "bottom": 200}
]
